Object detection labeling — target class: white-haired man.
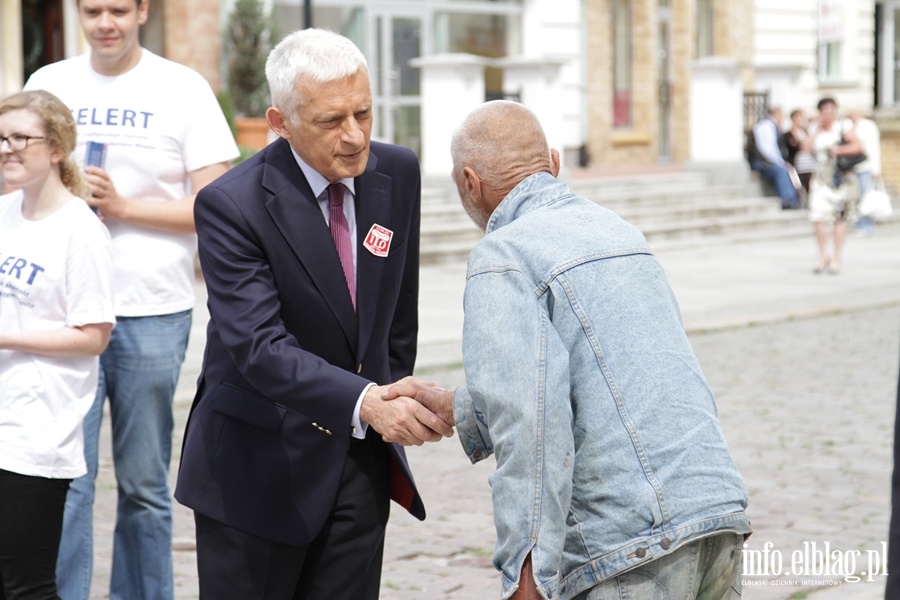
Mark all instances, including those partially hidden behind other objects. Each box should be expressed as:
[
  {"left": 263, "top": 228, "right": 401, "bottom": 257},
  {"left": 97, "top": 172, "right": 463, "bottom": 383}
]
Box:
[{"left": 174, "top": 28, "right": 451, "bottom": 599}]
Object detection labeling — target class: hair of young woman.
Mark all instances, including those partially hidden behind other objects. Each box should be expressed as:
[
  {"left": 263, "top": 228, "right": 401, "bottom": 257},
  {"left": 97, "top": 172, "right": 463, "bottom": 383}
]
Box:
[{"left": 0, "top": 90, "right": 90, "bottom": 199}]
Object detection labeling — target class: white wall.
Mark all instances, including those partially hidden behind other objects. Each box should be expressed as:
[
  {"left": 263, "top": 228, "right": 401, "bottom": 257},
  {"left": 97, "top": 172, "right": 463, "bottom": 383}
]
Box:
[
  {"left": 412, "top": 55, "right": 488, "bottom": 176},
  {"left": 752, "top": 0, "right": 875, "bottom": 115},
  {"left": 521, "top": 0, "right": 583, "bottom": 158},
  {"left": 690, "top": 58, "right": 745, "bottom": 164},
  {"left": 0, "top": 0, "right": 23, "bottom": 97}
]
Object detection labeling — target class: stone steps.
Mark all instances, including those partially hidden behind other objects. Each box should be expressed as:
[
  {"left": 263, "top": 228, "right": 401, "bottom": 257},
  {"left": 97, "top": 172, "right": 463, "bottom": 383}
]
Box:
[
  {"left": 613, "top": 196, "right": 781, "bottom": 221},
  {"left": 571, "top": 177, "right": 738, "bottom": 205},
  {"left": 417, "top": 170, "right": 816, "bottom": 264}
]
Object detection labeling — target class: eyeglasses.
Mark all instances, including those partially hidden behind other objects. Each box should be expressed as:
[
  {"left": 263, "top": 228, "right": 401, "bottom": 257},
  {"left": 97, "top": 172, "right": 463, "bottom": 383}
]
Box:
[{"left": 0, "top": 134, "right": 46, "bottom": 151}]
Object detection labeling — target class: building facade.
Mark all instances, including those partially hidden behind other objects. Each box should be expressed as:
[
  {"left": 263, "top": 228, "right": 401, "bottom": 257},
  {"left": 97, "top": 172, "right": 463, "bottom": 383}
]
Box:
[
  {"left": 0, "top": 0, "right": 225, "bottom": 94},
  {"left": 583, "top": 1, "right": 878, "bottom": 172},
  {"left": 2, "top": 0, "right": 897, "bottom": 186},
  {"left": 272, "top": 0, "right": 584, "bottom": 170}
]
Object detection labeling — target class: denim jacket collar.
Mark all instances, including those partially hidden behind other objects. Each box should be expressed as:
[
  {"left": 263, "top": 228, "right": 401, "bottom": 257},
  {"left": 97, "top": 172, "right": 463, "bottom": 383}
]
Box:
[{"left": 487, "top": 172, "right": 567, "bottom": 235}]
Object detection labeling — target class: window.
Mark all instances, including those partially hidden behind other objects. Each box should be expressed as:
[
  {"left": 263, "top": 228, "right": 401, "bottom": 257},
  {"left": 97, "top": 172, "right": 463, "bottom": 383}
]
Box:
[
  {"left": 612, "top": 0, "right": 632, "bottom": 128},
  {"left": 817, "top": 0, "right": 843, "bottom": 81},
  {"left": 818, "top": 41, "right": 842, "bottom": 80},
  {"left": 696, "top": 0, "right": 714, "bottom": 58},
  {"left": 434, "top": 12, "right": 519, "bottom": 101}
]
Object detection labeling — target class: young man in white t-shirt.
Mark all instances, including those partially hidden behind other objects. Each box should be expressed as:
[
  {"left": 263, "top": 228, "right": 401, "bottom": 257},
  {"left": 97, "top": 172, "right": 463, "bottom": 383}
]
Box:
[{"left": 24, "top": 1, "right": 239, "bottom": 598}]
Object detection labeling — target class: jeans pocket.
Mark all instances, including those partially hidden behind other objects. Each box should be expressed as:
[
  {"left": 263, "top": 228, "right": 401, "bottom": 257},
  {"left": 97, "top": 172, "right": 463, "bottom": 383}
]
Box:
[{"left": 153, "top": 309, "right": 192, "bottom": 325}]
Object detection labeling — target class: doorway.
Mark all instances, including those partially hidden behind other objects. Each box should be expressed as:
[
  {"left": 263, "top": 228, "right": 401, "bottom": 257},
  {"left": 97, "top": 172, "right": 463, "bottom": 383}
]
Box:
[
  {"left": 22, "top": 0, "right": 64, "bottom": 82},
  {"left": 372, "top": 12, "right": 426, "bottom": 156},
  {"left": 877, "top": 1, "right": 900, "bottom": 107},
  {"left": 657, "top": 4, "right": 673, "bottom": 161}
]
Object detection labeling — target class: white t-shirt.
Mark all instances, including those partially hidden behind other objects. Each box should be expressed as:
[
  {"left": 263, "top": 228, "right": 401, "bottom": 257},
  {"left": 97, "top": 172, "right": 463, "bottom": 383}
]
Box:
[
  {"left": 809, "top": 119, "right": 846, "bottom": 165},
  {"left": 0, "top": 192, "right": 115, "bottom": 478},
  {"left": 853, "top": 118, "right": 881, "bottom": 176},
  {"left": 25, "top": 50, "right": 239, "bottom": 316}
]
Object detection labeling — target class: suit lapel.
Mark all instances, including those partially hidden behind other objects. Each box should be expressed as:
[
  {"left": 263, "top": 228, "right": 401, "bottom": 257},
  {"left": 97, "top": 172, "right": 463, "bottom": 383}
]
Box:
[
  {"left": 354, "top": 153, "right": 391, "bottom": 362},
  {"left": 262, "top": 140, "right": 358, "bottom": 349}
]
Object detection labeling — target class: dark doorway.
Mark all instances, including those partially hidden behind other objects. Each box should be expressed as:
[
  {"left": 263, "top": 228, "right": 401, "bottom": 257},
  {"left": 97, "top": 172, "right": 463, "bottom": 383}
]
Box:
[
  {"left": 22, "top": 0, "right": 65, "bottom": 82},
  {"left": 875, "top": 2, "right": 882, "bottom": 107}
]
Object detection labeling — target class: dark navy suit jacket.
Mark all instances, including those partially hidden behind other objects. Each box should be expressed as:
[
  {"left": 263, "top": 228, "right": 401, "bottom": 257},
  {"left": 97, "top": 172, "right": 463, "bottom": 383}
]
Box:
[{"left": 174, "top": 137, "right": 424, "bottom": 546}]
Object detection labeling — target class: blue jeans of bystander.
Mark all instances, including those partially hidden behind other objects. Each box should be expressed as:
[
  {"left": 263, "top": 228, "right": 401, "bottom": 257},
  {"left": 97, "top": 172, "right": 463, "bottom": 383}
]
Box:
[
  {"left": 754, "top": 161, "right": 798, "bottom": 209},
  {"left": 856, "top": 171, "right": 875, "bottom": 234},
  {"left": 56, "top": 311, "right": 192, "bottom": 600}
]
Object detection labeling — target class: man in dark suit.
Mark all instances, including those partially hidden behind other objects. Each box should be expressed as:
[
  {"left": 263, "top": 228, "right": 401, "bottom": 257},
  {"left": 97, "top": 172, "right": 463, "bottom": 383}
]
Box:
[
  {"left": 887, "top": 358, "right": 900, "bottom": 599},
  {"left": 174, "top": 28, "right": 453, "bottom": 599}
]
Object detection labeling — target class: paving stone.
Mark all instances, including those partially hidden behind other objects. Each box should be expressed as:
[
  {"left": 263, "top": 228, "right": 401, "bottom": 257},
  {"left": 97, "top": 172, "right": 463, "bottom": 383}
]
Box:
[{"left": 82, "top": 221, "right": 900, "bottom": 599}]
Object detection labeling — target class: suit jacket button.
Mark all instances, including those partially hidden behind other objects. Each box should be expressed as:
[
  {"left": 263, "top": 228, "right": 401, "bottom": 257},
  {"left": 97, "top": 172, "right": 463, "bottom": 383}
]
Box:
[{"left": 357, "top": 363, "right": 363, "bottom": 373}]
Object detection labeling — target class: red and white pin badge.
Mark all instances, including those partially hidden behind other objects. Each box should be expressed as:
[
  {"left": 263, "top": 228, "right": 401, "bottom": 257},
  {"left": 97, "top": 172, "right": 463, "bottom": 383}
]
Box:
[{"left": 364, "top": 224, "right": 393, "bottom": 257}]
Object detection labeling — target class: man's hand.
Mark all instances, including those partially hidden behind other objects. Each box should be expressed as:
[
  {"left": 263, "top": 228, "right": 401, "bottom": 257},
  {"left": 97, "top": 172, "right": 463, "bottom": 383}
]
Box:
[
  {"left": 84, "top": 166, "right": 125, "bottom": 219},
  {"left": 84, "top": 163, "right": 220, "bottom": 233},
  {"left": 360, "top": 384, "right": 454, "bottom": 446},
  {"left": 383, "top": 376, "right": 456, "bottom": 426},
  {"left": 510, "top": 554, "right": 542, "bottom": 600}
]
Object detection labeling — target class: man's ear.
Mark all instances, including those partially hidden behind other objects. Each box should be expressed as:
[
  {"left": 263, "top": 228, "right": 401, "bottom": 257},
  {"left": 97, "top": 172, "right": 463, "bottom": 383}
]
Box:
[
  {"left": 266, "top": 107, "right": 290, "bottom": 140},
  {"left": 137, "top": 0, "right": 150, "bottom": 25},
  {"left": 550, "top": 148, "right": 561, "bottom": 177},
  {"left": 462, "top": 167, "right": 482, "bottom": 202}
]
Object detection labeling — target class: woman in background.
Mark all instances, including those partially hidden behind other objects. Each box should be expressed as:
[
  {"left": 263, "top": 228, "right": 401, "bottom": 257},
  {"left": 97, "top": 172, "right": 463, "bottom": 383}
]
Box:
[
  {"left": 0, "top": 90, "right": 115, "bottom": 599},
  {"left": 783, "top": 108, "right": 816, "bottom": 204},
  {"left": 803, "top": 97, "right": 863, "bottom": 275}
]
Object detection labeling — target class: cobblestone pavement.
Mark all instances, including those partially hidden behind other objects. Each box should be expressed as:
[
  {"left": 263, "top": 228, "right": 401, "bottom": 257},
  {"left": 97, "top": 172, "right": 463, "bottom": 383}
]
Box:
[
  {"left": 379, "top": 306, "right": 899, "bottom": 600},
  {"left": 84, "top": 226, "right": 900, "bottom": 599}
]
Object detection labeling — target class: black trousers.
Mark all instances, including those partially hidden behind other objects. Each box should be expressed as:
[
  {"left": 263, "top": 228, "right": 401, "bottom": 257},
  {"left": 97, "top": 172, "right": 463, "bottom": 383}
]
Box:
[
  {"left": 195, "top": 433, "right": 391, "bottom": 600},
  {"left": 887, "top": 355, "right": 900, "bottom": 599},
  {"left": 0, "top": 469, "right": 70, "bottom": 600}
]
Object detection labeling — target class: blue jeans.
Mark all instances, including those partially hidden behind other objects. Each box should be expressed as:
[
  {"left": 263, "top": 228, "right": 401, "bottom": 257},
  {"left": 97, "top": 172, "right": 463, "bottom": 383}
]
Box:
[
  {"left": 856, "top": 171, "right": 875, "bottom": 233},
  {"left": 56, "top": 311, "right": 192, "bottom": 600},
  {"left": 573, "top": 532, "right": 744, "bottom": 599},
  {"left": 754, "top": 161, "right": 798, "bottom": 209}
]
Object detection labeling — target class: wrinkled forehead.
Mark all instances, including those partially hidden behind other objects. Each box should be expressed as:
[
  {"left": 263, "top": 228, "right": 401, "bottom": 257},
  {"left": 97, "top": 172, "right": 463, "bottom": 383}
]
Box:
[
  {"left": 297, "top": 70, "right": 372, "bottom": 108},
  {"left": 77, "top": 0, "right": 143, "bottom": 5}
]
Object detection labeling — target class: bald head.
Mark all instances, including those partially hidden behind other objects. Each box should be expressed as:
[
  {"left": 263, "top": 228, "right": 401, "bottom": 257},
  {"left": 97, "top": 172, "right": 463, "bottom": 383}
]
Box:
[{"left": 451, "top": 101, "right": 557, "bottom": 197}]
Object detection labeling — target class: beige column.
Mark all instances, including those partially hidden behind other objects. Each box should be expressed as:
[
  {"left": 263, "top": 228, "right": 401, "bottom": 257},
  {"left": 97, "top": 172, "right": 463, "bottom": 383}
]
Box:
[{"left": 1, "top": 0, "right": 23, "bottom": 96}]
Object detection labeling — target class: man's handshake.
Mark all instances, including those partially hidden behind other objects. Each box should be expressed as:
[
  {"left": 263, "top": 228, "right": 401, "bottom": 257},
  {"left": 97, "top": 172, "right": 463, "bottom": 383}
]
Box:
[{"left": 359, "top": 376, "right": 456, "bottom": 446}]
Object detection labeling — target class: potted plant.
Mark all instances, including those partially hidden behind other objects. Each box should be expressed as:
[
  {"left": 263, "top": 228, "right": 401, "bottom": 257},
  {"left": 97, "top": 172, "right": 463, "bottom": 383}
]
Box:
[{"left": 225, "top": 0, "right": 275, "bottom": 150}]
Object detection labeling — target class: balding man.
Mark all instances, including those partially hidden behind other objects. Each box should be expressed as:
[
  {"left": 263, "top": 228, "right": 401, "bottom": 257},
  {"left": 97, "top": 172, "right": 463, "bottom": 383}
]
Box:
[{"left": 388, "top": 101, "right": 751, "bottom": 600}]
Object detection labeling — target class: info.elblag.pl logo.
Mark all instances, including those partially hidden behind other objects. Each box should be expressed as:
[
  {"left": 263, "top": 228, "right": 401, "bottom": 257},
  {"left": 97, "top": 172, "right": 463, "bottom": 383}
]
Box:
[{"left": 742, "top": 541, "right": 888, "bottom": 586}]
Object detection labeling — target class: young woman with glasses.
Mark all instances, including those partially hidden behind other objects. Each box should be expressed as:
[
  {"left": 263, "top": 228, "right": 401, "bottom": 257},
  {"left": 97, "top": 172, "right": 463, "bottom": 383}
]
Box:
[{"left": 0, "top": 90, "right": 115, "bottom": 599}]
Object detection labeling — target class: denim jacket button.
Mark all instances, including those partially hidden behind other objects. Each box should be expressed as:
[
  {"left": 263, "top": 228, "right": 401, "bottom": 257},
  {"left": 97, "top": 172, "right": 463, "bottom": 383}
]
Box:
[
  {"left": 634, "top": 547, "right": 646, "bottom": 559},
  {"left": 473, "top": 450, "right": 484, "bottom": 460},
  {"left": 660, "top": 538, "right": 672, "bottom": 550}
]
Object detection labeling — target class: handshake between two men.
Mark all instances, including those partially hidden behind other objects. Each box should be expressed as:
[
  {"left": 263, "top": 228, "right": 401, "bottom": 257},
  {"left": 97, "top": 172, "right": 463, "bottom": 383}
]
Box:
[{"left": 359, "top": 376, "right": 456, "bottom": 446}]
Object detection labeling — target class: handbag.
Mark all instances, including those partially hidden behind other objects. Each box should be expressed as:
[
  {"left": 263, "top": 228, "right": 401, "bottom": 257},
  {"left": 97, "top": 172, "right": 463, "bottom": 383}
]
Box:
[
  {"left": 835, "top": 122, "right": 866, "bottom": 172},
  {"left": 836, "top": 152, "right": 867, "bottom": 172},
  {"left": 859, "top": 183, "right": 893, "bottom": 220}
]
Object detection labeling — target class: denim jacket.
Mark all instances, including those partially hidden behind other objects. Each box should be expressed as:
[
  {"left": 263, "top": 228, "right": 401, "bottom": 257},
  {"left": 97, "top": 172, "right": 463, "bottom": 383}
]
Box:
[{"left": 453, "top": 173, "right": 751, "bottom": 600}]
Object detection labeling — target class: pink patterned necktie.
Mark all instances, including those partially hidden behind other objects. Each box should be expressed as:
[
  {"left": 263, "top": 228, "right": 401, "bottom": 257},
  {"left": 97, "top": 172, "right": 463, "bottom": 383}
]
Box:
[{"left": 327, "top": 183, "right": 356, "bottom": 310}]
